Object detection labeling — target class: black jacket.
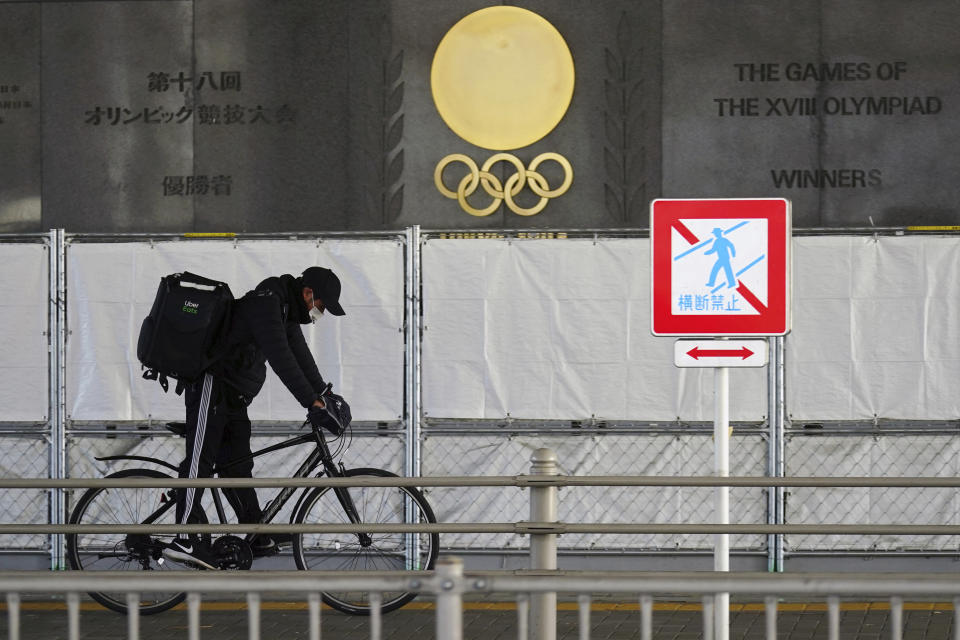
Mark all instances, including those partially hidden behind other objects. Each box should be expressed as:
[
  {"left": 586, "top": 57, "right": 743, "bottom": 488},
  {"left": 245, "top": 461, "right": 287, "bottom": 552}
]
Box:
[{"left": 213, "top": 274, "right": 326, "bottom": 408}]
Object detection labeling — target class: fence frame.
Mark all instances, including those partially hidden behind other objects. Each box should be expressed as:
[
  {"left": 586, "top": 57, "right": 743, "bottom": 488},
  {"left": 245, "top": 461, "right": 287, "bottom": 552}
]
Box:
[{"left": 3, "top": 227, "right": 960, "bottom": 569}]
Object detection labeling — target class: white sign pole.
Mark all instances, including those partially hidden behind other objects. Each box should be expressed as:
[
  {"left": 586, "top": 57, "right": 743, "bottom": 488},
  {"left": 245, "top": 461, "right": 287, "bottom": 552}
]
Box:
[
  {"left": 651, "top": 198, "right": 791, "bottom": 640},
  {"left": 714, "top": 366, "right": 730, "bottom": 640}
]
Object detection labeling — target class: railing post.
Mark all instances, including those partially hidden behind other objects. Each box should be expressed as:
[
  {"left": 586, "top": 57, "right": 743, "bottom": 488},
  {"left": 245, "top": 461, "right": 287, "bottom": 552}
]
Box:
[
  {"left": 435, "top": 556, "right": 464, "bottom": 640},
  {"left": 7, "top": 592, "right": 20, "bottom": 640},
  {"left": 307, "top": 592, "right": 321, "bottom": 640},
  {"left": 67, "top": 591, "right": 80, "bottom": 640},
  {"left": 529, "top": 447, "right": 558, "bottom": 640}
]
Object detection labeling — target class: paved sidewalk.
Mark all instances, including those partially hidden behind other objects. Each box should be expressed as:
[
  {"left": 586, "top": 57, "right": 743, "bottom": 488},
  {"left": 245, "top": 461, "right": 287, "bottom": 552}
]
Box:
[{"left": 2, "top": 598, "right": 954, "bottom": 639}]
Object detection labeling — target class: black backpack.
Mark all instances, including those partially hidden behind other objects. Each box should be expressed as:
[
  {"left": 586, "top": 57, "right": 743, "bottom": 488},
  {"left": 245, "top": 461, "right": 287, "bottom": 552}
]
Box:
[{"left": 136, "top": 272, "right": 234, "bottom": 393}]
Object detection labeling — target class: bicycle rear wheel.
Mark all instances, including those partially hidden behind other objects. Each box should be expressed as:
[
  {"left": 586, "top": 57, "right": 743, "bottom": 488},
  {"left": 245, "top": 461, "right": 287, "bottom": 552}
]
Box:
[
  {"left": 66, "top": 468, "right": 206, "bottom": 615},
  {"left": 291, "top": 468, "right": 439, "bottom": 615}
]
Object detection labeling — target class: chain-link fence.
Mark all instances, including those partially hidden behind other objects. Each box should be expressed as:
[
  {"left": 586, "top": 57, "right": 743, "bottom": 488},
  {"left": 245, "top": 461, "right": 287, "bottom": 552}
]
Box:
[
  {"left": 421, "top": 428, "right": 769, "bottom": 552},
  {"left": 0, "top": 435, "right": 50, "bottom": 550},
  {"left": 784, "top": 427, "right": 960, "bottom": 553}
]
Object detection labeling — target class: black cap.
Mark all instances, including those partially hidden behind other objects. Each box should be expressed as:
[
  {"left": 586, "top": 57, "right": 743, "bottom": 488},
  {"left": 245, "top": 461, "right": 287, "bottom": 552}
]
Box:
[{"left": 301, "top": 267, "right": 345, "bottom": 316}]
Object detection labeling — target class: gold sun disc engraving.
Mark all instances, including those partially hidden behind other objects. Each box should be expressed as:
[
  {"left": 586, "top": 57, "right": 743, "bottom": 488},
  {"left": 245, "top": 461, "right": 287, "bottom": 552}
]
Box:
[{"left": 431, "top": 6, "right": 575, "bottom": 151}]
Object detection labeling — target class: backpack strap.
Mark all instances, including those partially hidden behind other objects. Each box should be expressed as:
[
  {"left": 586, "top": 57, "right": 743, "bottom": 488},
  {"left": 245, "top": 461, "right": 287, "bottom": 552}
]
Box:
[{"left": 142, "top": 367, "right": 170, "bottom": 393}]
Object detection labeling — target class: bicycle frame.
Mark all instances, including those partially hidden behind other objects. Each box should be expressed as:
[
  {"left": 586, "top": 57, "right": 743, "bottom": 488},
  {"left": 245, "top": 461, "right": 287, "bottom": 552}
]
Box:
[
  {"left": 211, "top": 429, "right": 326, "bottom": 530},
  {"left": 95, "top": 424, "right": 365, "bottom": 540},
  {"left": 75, "top": 423, "right": 436, "bottom": 616}
]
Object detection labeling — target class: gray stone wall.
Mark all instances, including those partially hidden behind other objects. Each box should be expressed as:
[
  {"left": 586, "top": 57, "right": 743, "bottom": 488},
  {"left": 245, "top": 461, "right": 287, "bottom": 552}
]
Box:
[
  {"left": 0, "top": 0, "right": 956, "bottom": 232},
  {"left": 662, "top": 0, "right": 960, "bottom": 227}
]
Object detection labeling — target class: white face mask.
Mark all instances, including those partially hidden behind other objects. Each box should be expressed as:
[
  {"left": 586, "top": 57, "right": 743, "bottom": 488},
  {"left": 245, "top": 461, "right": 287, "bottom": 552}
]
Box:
[{"left": 309, "top": 305, "right": 325, "bottom": 322}]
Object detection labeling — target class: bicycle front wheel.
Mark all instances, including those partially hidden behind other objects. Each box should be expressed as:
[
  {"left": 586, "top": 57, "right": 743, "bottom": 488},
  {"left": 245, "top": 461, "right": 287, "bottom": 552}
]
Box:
[
  {"left": 291, "top": 467, "right": 439, "bottom": 615},
  {"left": 66, "top": 468, "right": 206, "bottom": 615}
]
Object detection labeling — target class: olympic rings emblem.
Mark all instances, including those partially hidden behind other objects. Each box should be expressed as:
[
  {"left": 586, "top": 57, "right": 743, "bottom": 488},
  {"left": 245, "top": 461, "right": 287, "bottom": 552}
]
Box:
[{"left": 434, "top": 152, "right": 573, "bottom": 216}]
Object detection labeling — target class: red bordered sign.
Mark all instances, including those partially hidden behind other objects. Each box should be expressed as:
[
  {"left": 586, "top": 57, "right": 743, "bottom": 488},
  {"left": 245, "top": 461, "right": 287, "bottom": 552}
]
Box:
[{"left": 651, "top": 198, "right": 791, "bottom": 336}]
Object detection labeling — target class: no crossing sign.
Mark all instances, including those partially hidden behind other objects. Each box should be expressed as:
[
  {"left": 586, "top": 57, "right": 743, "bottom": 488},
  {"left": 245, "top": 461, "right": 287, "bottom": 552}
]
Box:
[{"left": 651, "top": 198, "right": 791, "bottom": 336}]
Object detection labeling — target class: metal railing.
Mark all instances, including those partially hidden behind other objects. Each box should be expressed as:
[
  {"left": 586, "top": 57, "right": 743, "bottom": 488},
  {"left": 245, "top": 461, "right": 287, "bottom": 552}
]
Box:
[
  {"left": 6, "top": 447, "right": 960, "bottom": 639},
  {"left": 4, "top": 562, "right": 960, "bottom": 640}
]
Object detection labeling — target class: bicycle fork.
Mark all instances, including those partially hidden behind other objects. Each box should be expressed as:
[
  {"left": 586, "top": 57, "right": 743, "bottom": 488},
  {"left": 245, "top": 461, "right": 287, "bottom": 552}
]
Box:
[{"left": 329, "top": 462, "right": 373, "bottom": 547}]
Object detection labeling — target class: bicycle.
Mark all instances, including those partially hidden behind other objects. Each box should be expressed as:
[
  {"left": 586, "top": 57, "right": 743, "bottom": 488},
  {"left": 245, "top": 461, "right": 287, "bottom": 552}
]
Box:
[{"left": 65, "top": 418, "right": 439, "bottom": 616}]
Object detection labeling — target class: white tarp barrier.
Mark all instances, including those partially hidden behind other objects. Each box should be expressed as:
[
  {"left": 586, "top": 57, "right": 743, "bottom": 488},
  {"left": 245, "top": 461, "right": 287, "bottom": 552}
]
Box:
[
  {"left": 788, "top": 236, "right": 960, "bottom": 421},
  {"left": 0, "top": 243, "right": 49, "bottom": 422},
  {"left": 423, "top": 235, "right": 960, "bottom": 423},
  {"left": 422, "top": 238, "right": 768, "bottom": 421},
  {"left": 66, "top": 238, "right": 404, "bottom": 422}
]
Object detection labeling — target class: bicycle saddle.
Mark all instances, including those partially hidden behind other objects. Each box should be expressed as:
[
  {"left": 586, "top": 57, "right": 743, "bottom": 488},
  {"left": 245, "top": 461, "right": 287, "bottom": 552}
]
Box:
[{"left": 165, "top": 422, "right": 187, "bottom": 437}]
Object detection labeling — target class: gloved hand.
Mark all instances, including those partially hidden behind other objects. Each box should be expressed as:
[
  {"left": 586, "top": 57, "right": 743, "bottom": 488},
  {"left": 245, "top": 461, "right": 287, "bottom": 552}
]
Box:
[{"left": 307, "top": 391, "right": 352, "bottom": 436}]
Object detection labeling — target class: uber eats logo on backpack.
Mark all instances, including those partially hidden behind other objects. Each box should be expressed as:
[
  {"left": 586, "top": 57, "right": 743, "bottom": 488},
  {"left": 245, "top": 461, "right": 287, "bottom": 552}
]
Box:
[{"left": 182, "top": 300, "right": 200, "bottom": 315}]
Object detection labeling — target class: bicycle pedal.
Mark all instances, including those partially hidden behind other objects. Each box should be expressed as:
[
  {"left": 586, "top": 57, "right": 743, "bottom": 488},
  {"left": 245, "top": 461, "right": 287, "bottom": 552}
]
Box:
[{"left": 212, "top": 535, "right": 253, "bottom": 570}]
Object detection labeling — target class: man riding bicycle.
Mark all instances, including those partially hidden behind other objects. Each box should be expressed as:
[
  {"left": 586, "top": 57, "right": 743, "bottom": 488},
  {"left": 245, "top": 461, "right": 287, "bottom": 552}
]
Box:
[{"left": 166, "top": 266, "right": 348, "bottom": 569}]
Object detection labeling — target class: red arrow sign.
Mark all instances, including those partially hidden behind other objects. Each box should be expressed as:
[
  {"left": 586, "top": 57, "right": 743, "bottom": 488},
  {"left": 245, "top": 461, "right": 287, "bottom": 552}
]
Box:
[{"left": 686, "top": 346, "right": 755, "bottom": 360}]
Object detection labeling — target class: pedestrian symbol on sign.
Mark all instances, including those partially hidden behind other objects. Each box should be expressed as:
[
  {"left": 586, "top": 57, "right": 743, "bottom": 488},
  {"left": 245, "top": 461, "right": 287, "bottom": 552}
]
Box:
[
  {"left": 671, "top": 218, "right": 768, "bottom": 317},
  {"left": 705, "top": 228, "right": 736, "bottom": 288}
]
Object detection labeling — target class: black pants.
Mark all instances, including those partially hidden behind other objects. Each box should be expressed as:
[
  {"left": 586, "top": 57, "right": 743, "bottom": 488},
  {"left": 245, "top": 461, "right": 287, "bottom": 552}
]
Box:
[{"left": 175, "top": 373, "right": 263, "bottom": 527}]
